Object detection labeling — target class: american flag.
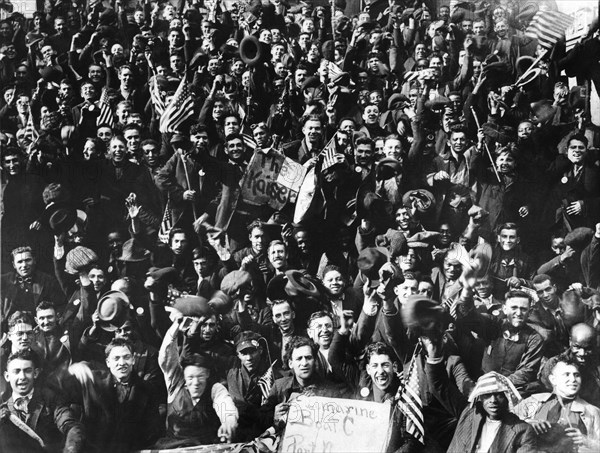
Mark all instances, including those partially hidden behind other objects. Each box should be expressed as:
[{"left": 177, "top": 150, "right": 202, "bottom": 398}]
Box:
[
  {"left": 97, "top": 88, "right": 115, "bottom": 127},
  {"left": 242, "top": 132, "right": 257, "bottom": 150},
  {"left": 24, "top": 110, "right": 39, "bottom": 141},
  {"left": 396, "top": 345, "right": 425, "bottom": 444},
  {"left": 321, "top": 135, "right": 342, "bottom": 171},
  {"left": 158, "top": 196, "right": 173, "bottom": 244},
  {"left": 258, "top": 361, "right": 276, "bottom": 405},
  {"left": 159, "top": 77, "right": 194, "bottom": 134},
  {"left": 150, "top": 76, "right": 165, "bottom": 117},
  {"left": 525, "top": 10, "right": 574, "bottom": 50}
]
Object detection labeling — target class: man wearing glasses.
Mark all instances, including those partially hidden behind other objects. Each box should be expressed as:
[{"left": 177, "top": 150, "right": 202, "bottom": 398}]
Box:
[{"left": 0, "top": 311, "right": 38, "bottom": 395}]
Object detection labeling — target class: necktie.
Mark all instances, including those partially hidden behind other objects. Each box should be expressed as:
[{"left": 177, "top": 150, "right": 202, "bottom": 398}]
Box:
[{"left": 14, "top": 397, "right": 29, "bottom": 422}]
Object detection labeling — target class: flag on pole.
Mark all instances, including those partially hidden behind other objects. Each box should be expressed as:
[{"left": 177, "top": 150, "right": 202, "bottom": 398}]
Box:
[
  {"left": 158, "top": 196, "right": 174, "bottom": 244},
  {"left": 396, "top": 346, "right": 425, "bottom": 444},
  {"left": 150, "top": 76, "right": 165, "bottom": 117},
  {"left": 320, "top": 134, "right": 345, "bottom": 172},
  {"left": 97, "top": 88, "right": 115, "bottom": 127},
  {"left": 159, "top": 77, "right": 194, "bottom": 133},
  {"left": 258, "top": 362, "right": 276, "bottom": 405},
  {"left": 24, "top": 109, "right": 39, "bottom": 141},
  {"left": 525, "top": 10, "right": 575, "bottom": 50},
  {"left": 241, "top": 132, "right": 257, "bottom": 150}
]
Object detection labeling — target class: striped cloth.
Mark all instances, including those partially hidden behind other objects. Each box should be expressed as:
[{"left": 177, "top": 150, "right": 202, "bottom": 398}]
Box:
[
  {"left": 158, "top": 196, "right": 173, "bottom": 244},
  {"left": 150, "top": 76, "right": 165, "bottom": 117},
  {"left": 97, "top": 88, "right": 115, "bottom": 127},
  {"left": 159, "top": 77, "right": 194, "bottom": 133},
  {"left": 444, "top": 297, "right": 457, "bottom": 319},
  {"left": 468, "top": 371, "right": 522, "bottom": 411},
  {"left": 397, "top": 346, "right": 425, "bottom": 444},
  {"left": 24, "top": 110, "right": 39, "bottom": 141},
  {"left": 258, "top": 362, "right": 276, "bottom": 405},
  {"left": 321, "top": 134, "right": 344, "bottom": 171},
  {"left": 525, "top": 10, "right": 574, "bottom": 50}
]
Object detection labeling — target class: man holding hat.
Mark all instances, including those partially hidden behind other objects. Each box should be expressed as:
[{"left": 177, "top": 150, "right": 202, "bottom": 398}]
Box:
[
  {"left": 227, "top": 330, "right": 283, "bottom": 441},
  {"left": 1, "top": 246, "right": 65, "bottom": 332},
  {"left": 156, "top": 316, "right": 238, "bottom": 447}
]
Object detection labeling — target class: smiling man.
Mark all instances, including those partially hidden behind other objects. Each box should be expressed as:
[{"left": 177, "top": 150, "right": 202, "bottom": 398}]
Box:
[
  {"left": 472, "top": 290, "right": 544, "bottom": 394},
  {"left": 307, "top": 311, "right": 334, "bottom": 375},
  {"left": 516, "top": 356, "right": 600, "bottom": 453},
  {"left": 0, "top": 349, "right": 85, "bottom": 452}
]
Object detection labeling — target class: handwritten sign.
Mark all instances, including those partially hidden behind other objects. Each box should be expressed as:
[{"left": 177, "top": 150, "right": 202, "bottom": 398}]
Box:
[
  {"left": 280, "top": 396, "right": 391, "bottom": 453},
  {"left": 240, "top": 152, "right": 289, "bottom": 210},
  {"left": 277, "top": 158, "right": 307, "bottom": 204}
]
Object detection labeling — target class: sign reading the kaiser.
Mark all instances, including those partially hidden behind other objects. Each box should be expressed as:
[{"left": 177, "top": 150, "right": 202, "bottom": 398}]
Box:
[
  {"left": 280, "top": 396, "right": 391, "bottom": 453},
  {"left": 240, "top": 152, "right": 289, "bottom": 210}
]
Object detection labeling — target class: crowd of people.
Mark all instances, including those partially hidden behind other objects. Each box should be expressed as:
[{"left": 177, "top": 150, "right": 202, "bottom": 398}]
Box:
[{"left": 1, "top": 0, "right": 600, "bottom": 451}]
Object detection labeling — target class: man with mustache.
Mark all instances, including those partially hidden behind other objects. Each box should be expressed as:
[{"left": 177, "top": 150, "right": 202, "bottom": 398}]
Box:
[{"left": 259, "top": 336, "right": 349, "bottom": 431}]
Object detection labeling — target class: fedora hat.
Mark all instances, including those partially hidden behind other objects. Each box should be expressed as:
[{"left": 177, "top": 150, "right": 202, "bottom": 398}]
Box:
[
  {"left": 357, "top": 248, "right": 388, "bottom": 287},
  {"left": 118, "top": 239, "right": 151, "bottom": 262},
  {"left": 401, "top": 295, "right": 446, "bottom": 333},
  {"left": 96, "top": 290, "right": 131, "bottom": 331},
  {"left": 285, "top": 270, "right": 320, "bottom": 298},
  {"left": 356, "top": 183, "right": 393, "bottom": 226},
  {"left": 49, "top": 207, "right": 77, "bottom": 234},
  {"left": 375, "top": 158, "right": 402, "bottom": 181}
]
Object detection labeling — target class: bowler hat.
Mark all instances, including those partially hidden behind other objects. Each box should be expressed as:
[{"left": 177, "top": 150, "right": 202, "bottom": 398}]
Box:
[
  {"left": 65, "top": 246, "right": 99, "bottom": 275},
  {"left": 96, "top": 290, "right": 131, "bottom": 331},
  {"left": 118, "top": 239, "right": 151, "bottom": 262},
  {"left": 173, "top": 295, "right": 212, "bottom": 317},
  {"left": 221, "top": 270, "right": 253, "bottom": 296},
  {"left": 49, "top": 207, "right": 77, "bottom": 233}
]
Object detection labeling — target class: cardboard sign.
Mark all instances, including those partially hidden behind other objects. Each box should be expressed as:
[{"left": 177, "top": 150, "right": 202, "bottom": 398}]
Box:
[
  {"left": 240, "top": 152, "right": 289, "bottom": 210},
  {"left": 280, "top": 396, "right": 391, "bottom": 453}
]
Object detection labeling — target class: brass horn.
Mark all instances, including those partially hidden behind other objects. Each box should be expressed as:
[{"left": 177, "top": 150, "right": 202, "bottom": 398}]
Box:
[{"left": 239, "top": 35, "right": 263, "bottom": 67}]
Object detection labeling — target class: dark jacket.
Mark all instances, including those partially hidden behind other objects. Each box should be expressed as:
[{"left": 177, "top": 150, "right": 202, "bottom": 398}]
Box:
[
  {"left": 448, "top": 405, "right": 537, "bottom": 453},
  {"left": 0, "top": 386, "right": 85, "bottom": 453},
  {"left": 81, "top": 370, "right": 162, "bottom": 453}
]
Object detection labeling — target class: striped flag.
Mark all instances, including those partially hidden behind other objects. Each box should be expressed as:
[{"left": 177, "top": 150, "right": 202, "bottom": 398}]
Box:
[
  {"left": 24, "top": 109, "right": 39, "bottom": 141},
  {"left": 97, "top": 88, "right": 115, "bottom": 127},
  {"left": 150, "top": 76, "right": 165, "bottom": 117},
  {"left": 258, "top": 361, "right": 276, "bottom": 405},
  {"left": 321, "top": 134, "right": 344, "bottom": 171},
  {"left": 159, "top": 77, "right": 194, "bottom": 133},
  {"left": 241, "top": 132, "right": 257, "bottom": 150},
  {"left": 525, "top": 10, "right": 575, "bottom": 50},
  {"left": 158, "top": 196, "right": 174, "bottom": 244},
  {"left": 396, "top": 346, "right": 425, "bottom": 444}
]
